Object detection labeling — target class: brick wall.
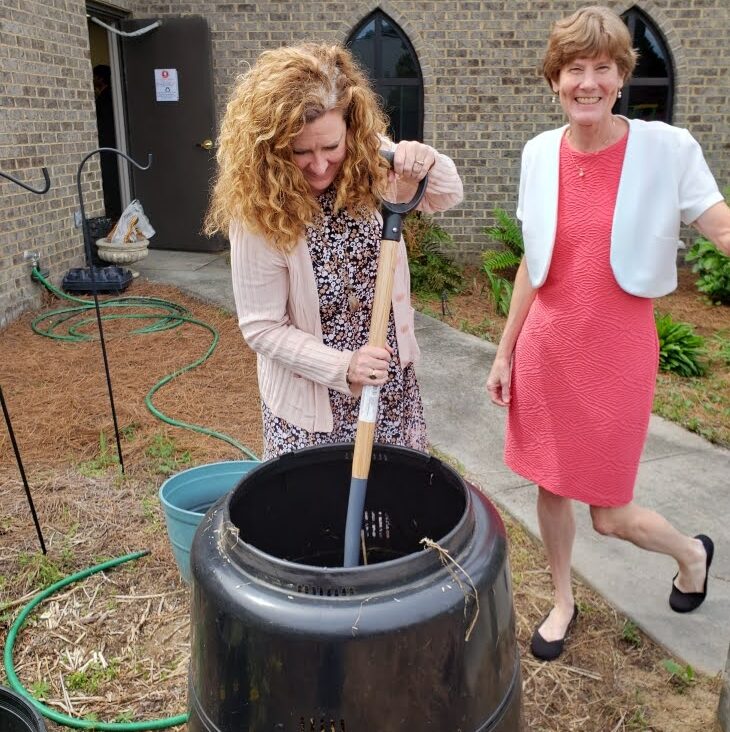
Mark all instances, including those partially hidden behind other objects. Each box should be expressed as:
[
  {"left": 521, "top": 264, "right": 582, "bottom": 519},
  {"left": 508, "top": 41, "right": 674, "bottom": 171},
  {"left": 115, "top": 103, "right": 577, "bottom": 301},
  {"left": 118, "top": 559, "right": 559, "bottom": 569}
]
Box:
[
  {"left": 0, "top": 0, "right": 130, "bottom": 327},
  {"left": 124, "top": 0, "right": 729, "bottom": 260},
  {"left": 1, "top": 1, "right": 728, "bottom": 326}
]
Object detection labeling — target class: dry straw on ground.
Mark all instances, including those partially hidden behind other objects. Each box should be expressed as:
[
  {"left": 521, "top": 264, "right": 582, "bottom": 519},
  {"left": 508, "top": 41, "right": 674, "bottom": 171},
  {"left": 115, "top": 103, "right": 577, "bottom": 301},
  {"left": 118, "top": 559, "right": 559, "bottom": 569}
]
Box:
[{"left": 1, "top": 280, "right": 722, "bottom": 731}]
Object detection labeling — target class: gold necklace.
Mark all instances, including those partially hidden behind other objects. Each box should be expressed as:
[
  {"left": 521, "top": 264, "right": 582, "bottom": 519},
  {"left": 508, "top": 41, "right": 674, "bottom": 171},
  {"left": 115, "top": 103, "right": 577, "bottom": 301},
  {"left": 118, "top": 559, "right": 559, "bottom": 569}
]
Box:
[{"left": 565, "top": 119, "right": 617, "bottom": 179}]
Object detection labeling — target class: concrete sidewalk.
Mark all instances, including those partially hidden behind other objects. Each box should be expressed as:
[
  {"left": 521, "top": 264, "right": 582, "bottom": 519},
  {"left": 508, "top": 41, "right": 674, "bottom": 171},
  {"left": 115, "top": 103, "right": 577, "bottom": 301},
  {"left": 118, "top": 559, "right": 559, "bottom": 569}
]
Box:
[{"left": 135, "top": 248, "right": 730, "bottom": 675}]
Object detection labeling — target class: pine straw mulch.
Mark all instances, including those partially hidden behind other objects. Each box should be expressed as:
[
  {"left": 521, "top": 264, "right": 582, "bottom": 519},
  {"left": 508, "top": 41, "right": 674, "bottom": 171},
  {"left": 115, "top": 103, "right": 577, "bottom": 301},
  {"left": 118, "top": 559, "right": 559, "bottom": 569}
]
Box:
[{"left": 0, "top": 279, "right": 723, "bottom": 731}]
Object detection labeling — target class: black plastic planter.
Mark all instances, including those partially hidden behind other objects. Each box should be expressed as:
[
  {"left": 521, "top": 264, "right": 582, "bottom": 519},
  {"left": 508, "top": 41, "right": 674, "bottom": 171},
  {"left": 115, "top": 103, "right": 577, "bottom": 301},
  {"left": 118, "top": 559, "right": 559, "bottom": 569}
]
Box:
[
  {"left": 0, "top": 686, "right": 47, "bottom": 732},
  {"left": 189, "top": 444, "right": 522, "bottom": 731}
]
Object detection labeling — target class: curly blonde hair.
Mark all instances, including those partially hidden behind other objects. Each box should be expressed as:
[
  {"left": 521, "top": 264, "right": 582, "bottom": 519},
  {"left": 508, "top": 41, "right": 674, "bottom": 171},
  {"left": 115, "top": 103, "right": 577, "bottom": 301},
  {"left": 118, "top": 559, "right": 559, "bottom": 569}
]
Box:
[
  {"left": 204, "top": 43, "right": 391, "bottom": 251},
  {"left": 542, "top": 6, "right": 637, "bottom": 87}
]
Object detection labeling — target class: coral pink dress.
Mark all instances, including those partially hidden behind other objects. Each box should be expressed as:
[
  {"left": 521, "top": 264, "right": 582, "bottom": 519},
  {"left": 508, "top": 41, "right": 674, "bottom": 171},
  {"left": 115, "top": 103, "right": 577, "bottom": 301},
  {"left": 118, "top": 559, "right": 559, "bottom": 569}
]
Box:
[{"left": 504, "top": 132, "right": 658, "bottom": 507}]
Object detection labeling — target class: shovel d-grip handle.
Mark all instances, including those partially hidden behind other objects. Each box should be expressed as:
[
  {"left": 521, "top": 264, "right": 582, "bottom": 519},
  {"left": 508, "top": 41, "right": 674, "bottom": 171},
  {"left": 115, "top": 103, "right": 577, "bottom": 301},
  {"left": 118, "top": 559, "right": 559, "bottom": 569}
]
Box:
[{"left": 344, "top": 152, "right": 430, "bottom": 566}]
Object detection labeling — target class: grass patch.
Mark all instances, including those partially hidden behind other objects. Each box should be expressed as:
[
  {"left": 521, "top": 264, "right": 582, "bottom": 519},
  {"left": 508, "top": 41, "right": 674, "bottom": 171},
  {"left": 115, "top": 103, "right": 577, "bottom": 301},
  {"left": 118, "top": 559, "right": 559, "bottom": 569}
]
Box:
[
  {"left": 145, "top": 433, "right": 192, "bottom": 475},
  {"left": 78, "top": 431, "right": 119, "bottom": 476},
  {"left": 66, "top": 659, "right": 120, "bottom": 695}
]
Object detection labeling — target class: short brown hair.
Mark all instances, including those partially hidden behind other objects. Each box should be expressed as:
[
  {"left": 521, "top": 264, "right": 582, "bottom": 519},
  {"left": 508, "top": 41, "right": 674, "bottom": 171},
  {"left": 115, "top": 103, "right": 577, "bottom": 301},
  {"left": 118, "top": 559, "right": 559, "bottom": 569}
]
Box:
[{"left": 542, "top": 6, "right": 637, "bottom": 87}]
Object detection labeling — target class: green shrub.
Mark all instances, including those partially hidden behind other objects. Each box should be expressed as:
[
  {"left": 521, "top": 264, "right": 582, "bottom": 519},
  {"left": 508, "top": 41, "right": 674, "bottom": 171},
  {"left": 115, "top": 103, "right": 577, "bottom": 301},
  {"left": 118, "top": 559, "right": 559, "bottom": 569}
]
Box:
[
  {"left": 655, "top": 312, "right": 707, "bottom": 377},
  {"left": 480, "top": 208, "right": 524, "bottom": 316},
  {"left": 481, "top": 208, "right": 524, "bottom": 275},
  {"left": 485, "top": 270, "right": 513, "bottom": 317},
  {"left": 685, "top": 237, "right": 730, "bottom": 305},
  {"left": 404, "top": 212, "right": 463, "bottom": 298}
]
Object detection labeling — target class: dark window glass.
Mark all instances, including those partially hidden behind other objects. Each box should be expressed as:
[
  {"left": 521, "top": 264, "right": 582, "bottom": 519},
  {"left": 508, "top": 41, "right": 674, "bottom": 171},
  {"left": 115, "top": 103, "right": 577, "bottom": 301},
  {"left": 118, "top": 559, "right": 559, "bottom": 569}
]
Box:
[
  {"left": 347, "top": 11, "right": 423, "bottom": 141},
  {"left": 615, "top": 9, "right": 674, "bottom": 123},
  {"left": 350, "top": 19, "right": 375, "bottom": 72},
  {"left": 633, "top": 18, "right": 669, "bottom": 78},
  {"left": 381, "top": 18, "right": 418, "bottom": 78},
  {"left": 626, "top": 86, "right": 670, "bottom": 121},
  {"left": 381, "top": 85, "right": 420, "bottom": 141}
]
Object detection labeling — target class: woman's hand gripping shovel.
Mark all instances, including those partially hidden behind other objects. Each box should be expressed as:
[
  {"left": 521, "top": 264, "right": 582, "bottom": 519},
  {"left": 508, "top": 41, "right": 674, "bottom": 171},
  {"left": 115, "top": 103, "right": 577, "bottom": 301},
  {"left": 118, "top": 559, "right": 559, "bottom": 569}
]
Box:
[{"left": 343, "top": 150, "right": 429, "bottom": 567}]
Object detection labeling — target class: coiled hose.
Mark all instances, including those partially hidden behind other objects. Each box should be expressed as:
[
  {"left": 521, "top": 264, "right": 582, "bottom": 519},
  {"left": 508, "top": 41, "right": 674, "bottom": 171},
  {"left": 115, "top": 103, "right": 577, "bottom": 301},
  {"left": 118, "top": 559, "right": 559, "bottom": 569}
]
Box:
[
  {"left": 29, "top": 267, "right": 258, "bottom": 460},
  {"left": 3, "top": 552, "right": 188, "bottom": 730},
  {"left": 5, "top": 270, "right": 261, "bottom": 727}
]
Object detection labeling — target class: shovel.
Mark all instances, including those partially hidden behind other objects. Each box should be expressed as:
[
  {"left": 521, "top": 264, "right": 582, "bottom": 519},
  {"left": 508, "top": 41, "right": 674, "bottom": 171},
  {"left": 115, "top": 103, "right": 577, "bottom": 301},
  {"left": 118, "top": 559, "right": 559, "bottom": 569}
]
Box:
[{"left": 343, "top": 150, "right": 429, "bottom": 567}]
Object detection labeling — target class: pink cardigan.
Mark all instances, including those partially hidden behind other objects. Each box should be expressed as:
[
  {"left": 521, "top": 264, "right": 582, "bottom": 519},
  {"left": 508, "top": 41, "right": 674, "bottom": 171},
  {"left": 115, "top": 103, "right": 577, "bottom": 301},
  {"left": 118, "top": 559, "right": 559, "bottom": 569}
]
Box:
[{"left": 230, "top": 151, "right": 463, "bottom": 432}]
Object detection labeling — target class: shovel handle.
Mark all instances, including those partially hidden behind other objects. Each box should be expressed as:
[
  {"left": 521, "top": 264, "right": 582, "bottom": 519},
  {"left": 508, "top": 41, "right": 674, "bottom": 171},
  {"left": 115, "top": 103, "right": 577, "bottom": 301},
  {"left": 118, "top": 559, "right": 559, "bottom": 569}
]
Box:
[
  {"left": 350, "top": 151, "right": 429, "bottom": 479},
  {"left": 344, "top": 149, "right": 429, "bottom": 566},
  {"left": 350, "top": 237, "right": 399, "bottom": 479}
]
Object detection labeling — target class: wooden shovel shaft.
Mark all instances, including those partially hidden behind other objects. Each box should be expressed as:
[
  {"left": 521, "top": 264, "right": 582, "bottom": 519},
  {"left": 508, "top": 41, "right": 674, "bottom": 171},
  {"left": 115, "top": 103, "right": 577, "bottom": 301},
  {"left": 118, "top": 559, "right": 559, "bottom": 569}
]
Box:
[{"left": 350, "top": 237, "right": 399, "bottom": 480}]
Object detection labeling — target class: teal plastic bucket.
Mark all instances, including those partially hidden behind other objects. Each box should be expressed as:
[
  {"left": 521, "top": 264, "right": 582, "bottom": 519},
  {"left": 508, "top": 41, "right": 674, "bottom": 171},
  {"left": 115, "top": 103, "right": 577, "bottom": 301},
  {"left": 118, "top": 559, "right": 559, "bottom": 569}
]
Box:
[{"left": 159, "top": 460, "right": 259, "bottom": 583}]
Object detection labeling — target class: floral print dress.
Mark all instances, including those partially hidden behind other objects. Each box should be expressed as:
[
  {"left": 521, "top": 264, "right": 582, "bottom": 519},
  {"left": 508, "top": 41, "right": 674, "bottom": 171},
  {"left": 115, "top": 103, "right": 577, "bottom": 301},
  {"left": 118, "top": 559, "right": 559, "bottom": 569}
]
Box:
[{"left": 262, "top": 188, "right": 427, "bottom": 459}]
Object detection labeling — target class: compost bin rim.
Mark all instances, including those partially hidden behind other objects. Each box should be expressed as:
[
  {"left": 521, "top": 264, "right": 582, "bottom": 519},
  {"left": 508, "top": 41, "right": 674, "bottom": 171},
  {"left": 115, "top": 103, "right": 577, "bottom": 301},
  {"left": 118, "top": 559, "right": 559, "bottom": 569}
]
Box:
[{"left": 208, "top": 478, "right": 478, "bottom": 595}]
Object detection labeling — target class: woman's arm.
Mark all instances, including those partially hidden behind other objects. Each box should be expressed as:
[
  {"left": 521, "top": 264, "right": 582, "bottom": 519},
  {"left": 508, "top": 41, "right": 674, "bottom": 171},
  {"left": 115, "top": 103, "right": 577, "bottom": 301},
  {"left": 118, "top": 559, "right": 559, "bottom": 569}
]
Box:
[
  {"left": 230, "top": 223, "right": 354, "bottom": 393},
  {"left": 384, "top": 139, "right": 464, "bottom": 213},
  {"left": 485, "top": 258, "right": 537, "bottom": 406},
  {"left": 692, "top": 201, "right": 730, "bottom": 256}
]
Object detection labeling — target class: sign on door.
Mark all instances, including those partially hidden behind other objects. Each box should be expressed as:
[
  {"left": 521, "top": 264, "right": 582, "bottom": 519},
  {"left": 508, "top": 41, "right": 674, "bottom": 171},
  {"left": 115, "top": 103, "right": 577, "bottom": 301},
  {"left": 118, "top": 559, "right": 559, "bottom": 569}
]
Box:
[{"left": 154, "top": 68, "right": 179, "bottom": 102}]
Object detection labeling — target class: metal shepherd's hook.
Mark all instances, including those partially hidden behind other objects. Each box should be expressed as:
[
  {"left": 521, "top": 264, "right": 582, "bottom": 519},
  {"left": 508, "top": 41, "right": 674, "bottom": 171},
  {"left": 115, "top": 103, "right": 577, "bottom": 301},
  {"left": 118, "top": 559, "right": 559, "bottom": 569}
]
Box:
[
  {"left": 0, "top": 167, "right": 51, "bottom": 194},
  {"left": 1, "top": 387, "right": 47, "bottom": 554},
  {"left": 0, "top": 167, "right": 51, "bottom": 553},
  {"left": 343, "top": 150, "right": 429, "bottom": 567},
  {"left": 77, "top": 148, "right": 152, "bottom": 267},
  {"left": 76, "top": 147, "right": 153, "bottom": 474}
]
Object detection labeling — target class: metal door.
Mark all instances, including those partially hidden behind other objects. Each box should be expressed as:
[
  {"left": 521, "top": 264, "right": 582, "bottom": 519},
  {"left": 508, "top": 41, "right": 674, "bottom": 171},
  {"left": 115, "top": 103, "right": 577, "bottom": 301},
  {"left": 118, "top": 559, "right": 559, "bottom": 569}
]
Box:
[{"left": 121, "top": 16, "right": 224, "bottom": 251}]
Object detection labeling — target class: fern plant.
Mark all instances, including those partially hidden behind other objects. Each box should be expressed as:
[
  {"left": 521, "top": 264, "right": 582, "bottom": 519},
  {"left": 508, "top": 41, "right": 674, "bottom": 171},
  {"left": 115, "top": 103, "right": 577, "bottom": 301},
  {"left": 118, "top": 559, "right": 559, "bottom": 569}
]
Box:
[
  {"left": 655, "top": 312, "right": 707, "bottom": 377},
  {"left": 481, "top": 207, "right": 524, "bottom": 274},
  {"left": 685, "top": 237, "right": 730, "bottom": 305},
  {"left": 404, "top": 212, "right": 463, "bottom": 298},
  {"left": 480, "top": 208, "right": 524, "bottom": 315}
]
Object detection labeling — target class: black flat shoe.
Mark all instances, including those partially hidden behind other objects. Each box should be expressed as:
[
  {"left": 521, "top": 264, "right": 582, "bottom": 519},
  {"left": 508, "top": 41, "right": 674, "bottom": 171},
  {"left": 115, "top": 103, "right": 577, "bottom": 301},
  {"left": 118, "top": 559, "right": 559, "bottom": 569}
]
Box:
[
  {"left": 669, "top": 534, "right": 714, "bottom": 613},
  {"left": 530, "top": 605, "right": 579, "bottom": 662}
]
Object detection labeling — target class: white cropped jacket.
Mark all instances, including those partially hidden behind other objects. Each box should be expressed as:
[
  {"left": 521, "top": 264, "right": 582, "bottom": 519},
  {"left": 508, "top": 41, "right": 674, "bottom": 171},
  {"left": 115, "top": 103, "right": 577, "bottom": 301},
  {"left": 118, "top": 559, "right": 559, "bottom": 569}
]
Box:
[{"left": 517, "top": 117, "right": 723, "bottom": 298}]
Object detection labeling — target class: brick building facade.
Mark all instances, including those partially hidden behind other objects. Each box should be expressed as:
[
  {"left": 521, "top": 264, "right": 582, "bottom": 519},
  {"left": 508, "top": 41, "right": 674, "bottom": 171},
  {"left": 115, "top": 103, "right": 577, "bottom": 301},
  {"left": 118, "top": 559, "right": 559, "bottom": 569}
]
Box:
[{"left": 2, "top": 1, "right": 728, "bottom": 327}]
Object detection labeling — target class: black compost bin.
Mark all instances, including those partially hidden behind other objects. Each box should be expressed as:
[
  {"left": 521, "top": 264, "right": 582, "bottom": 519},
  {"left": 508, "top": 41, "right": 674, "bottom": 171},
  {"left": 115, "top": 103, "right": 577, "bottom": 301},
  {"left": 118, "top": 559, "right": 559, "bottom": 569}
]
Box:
[
  {"left": 0, "top": 686, "right": 47, "bottom": 732},
  {"left": 189, "top": 444, "right": 521, "bottom": 731}
]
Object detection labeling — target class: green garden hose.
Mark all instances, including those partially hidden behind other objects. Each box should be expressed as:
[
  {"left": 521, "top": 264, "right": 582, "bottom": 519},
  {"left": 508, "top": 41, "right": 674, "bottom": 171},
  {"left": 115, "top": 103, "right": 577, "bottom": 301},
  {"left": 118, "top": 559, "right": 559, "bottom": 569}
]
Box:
[
  {"left": 30, "top": 268, "right": 258, "bottom": 460},
  {"left": 3, "top": 551, "right": 189, "bottom": 730}
]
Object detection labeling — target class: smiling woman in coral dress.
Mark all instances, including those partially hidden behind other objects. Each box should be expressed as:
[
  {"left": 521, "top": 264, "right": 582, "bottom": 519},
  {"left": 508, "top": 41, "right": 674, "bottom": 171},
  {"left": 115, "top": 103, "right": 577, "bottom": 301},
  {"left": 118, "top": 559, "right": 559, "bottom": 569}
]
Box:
[{"left": 486, "top": 6, "right": 730, "bottom": 662}]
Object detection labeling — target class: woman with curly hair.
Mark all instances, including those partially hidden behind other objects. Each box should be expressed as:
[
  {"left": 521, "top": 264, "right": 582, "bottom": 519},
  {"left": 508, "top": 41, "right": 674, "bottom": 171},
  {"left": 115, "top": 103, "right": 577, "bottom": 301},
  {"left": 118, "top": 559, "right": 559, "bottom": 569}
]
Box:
[{"left": 206, "top": 43, "right": 463, "bottom": 459}]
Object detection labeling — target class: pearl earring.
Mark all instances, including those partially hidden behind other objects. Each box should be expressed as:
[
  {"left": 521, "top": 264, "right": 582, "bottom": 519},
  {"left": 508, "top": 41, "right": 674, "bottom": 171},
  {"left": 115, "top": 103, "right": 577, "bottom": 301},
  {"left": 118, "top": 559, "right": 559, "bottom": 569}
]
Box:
[{"left": 618, "top": 89, "right": 623, "bottom": 99}]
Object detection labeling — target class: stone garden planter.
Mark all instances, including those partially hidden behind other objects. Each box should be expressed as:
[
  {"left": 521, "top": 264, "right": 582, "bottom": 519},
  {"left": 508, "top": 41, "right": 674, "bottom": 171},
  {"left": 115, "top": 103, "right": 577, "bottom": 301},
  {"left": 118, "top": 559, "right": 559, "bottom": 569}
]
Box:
[{"left": 95, "top": 238, "right": 149, "bottom": 277}]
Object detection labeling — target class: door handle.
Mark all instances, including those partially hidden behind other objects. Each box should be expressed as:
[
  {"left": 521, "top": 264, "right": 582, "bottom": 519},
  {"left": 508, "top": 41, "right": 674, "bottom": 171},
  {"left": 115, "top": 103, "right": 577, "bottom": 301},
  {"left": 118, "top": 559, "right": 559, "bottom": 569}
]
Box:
[{"left": 196, "top": 139, "right": 215, "bottom": 150}]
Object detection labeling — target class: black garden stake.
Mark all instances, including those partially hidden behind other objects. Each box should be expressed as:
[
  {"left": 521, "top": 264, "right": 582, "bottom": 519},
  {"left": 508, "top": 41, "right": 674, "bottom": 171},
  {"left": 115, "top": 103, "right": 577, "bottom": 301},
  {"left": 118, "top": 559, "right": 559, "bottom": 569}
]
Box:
[{"left": 1, "top": 164, "right": 52, "bottom": 553}]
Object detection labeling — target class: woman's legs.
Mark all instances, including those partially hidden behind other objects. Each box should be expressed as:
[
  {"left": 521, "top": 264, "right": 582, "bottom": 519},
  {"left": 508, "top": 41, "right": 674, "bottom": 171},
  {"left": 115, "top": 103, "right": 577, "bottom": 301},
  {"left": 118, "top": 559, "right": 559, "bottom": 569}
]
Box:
[
  {"left": 589, "top": 503, "right": 708, "bottom": 593},
  {"left": 534, "top": 490, "right": 710, "bottom": 657},
  {"left": 536, "top": 486, "right": 577, "bottom": 641}
]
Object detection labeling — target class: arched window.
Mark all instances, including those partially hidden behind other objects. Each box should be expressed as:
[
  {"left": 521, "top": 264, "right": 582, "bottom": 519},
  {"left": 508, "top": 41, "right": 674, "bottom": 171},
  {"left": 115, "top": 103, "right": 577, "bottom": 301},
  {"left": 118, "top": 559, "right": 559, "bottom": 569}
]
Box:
[
  {"left": 347, "top": 11, "right": 424, "bottom": 141},
  {"left": 615, "top": 8, "right": 674, "bottom": 123}
]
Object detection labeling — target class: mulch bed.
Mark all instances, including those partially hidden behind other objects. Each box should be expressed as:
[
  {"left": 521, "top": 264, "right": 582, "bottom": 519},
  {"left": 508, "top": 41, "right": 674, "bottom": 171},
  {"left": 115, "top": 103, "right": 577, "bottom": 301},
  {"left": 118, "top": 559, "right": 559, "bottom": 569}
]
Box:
[{"left": 0, "top": 279, "right": 721, "bottom": 731}]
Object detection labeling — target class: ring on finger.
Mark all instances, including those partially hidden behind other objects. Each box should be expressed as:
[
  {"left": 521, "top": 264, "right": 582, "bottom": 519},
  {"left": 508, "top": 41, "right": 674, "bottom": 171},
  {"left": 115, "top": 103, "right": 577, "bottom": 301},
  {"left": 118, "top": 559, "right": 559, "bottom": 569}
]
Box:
[
  {"left": 413, "top": 160, "right": 424, "bottom": 168},
  {"left": 369, "top": 368, "right": 377, "bottom": 380}
]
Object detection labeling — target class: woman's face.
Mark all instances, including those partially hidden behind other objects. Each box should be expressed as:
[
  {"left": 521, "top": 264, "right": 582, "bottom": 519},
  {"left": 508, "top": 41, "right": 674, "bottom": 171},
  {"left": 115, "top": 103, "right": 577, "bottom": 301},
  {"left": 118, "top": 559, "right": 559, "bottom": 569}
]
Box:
[
  {"left": 553, "top": 55, "right": 624, "bottom": 126},
  {"left": 291, "top": 109, "right": 348, "bottom": 196}
]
